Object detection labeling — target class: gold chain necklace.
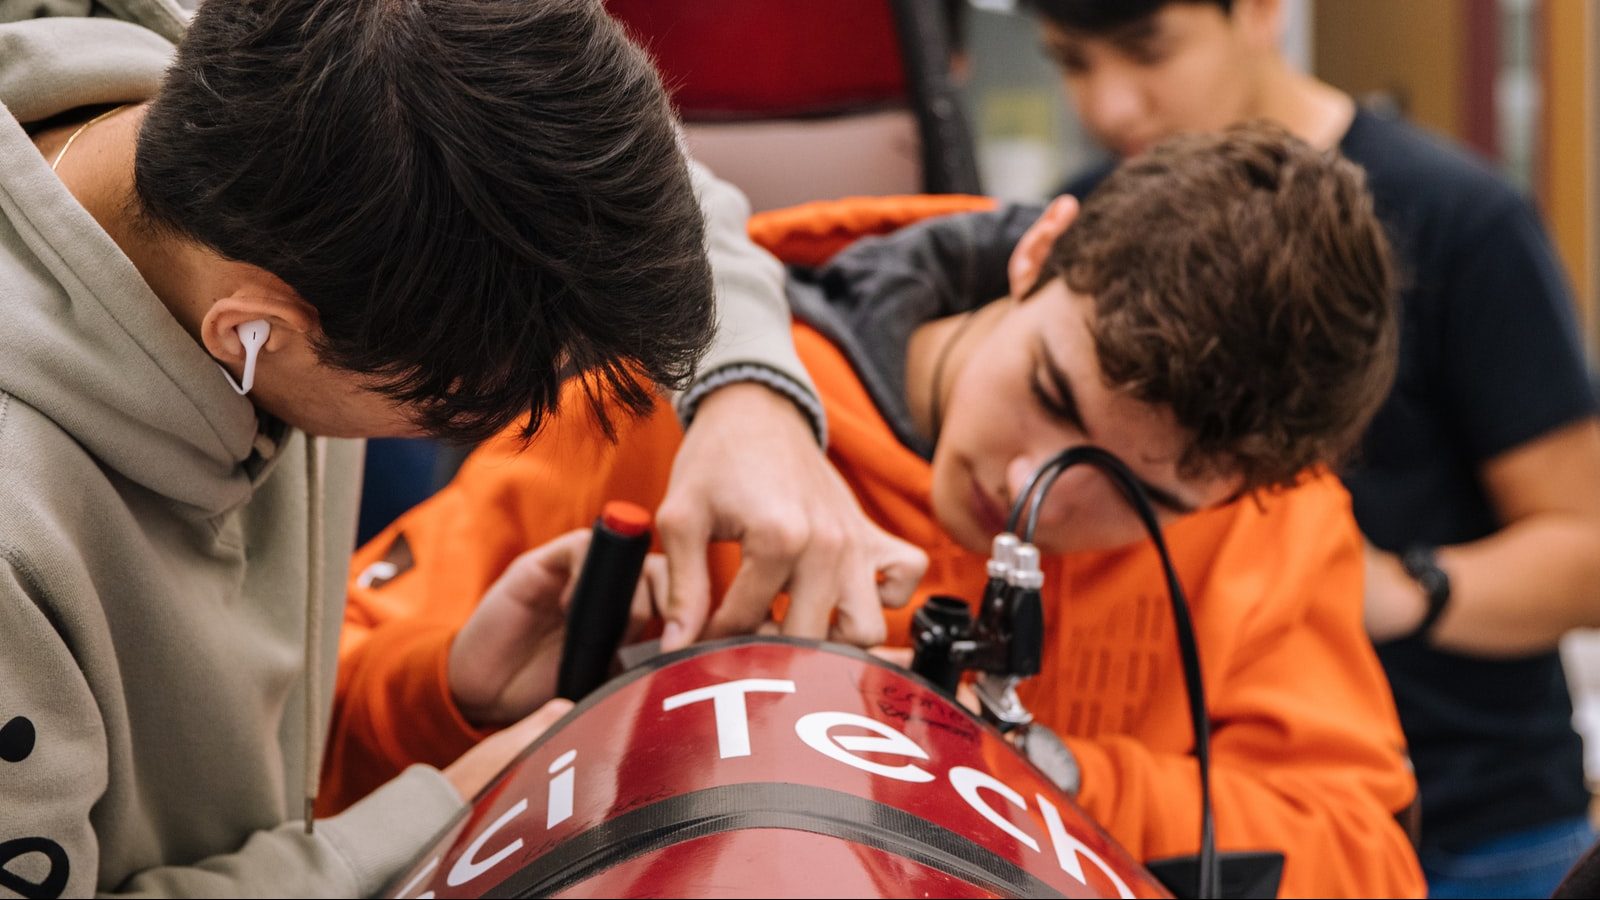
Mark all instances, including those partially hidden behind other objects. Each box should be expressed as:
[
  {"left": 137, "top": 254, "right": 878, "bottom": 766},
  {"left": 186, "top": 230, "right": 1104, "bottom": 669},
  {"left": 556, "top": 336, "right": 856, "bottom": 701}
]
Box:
[{"left": 49, "top": 105, "right": 129, "bottom": 172}]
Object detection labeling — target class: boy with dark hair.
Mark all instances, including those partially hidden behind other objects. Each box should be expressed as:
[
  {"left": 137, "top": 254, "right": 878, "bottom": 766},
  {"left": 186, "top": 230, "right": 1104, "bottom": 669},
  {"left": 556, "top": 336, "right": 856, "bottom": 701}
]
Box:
[
  {"left": 131, "top": 0, "right": 713, "bottom": 443},
  {"left": 329, "top": 123, "right": 1424, "bottom": 896},
  {"left": 1003, "top": 1, "right": 1600, "bottom": 893},
  {"left": 0, "top": 0, "right": 923, "bottom": 894}
]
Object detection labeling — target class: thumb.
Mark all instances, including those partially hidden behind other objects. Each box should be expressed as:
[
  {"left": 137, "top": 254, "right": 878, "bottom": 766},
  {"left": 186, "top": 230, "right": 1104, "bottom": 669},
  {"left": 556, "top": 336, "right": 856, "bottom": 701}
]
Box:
[
  {"left": 444, "top": 698, "right": 574, "bottom": 801},
  {"left": 500, "top": 697, "right": 575, "bottom": 747}
]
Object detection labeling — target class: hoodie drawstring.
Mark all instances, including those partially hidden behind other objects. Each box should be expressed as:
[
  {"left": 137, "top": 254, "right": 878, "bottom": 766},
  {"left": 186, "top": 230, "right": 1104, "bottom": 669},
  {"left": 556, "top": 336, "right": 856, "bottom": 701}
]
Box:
[{"left": 303, "top": 435, "right": 326, "bottom": 834}]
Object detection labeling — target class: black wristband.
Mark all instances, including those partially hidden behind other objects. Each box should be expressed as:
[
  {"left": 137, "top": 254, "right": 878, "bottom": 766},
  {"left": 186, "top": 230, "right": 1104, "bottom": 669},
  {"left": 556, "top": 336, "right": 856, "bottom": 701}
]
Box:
[{"left": 1399, "top": 546, "right": 1452, "bottom": 641}]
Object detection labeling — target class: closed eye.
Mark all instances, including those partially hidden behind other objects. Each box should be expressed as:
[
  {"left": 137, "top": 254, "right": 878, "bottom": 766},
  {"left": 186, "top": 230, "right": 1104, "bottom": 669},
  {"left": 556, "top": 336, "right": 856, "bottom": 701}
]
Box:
[
  {"left": 1030, "top": 338, "right": 1087, "bottom": 434},
  {"left": 1031, "top": 339, "right": 1197, "bottom": 516}
]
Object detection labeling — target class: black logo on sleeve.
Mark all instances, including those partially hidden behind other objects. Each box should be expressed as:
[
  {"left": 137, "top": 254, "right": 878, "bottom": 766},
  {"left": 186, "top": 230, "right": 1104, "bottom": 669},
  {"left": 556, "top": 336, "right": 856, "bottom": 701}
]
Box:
[
  {"left": 1, "top": 716, "right": 69, "bottom": 900},
  {"left": 0, "top": 716, "right": 36, "bottom": 762}
]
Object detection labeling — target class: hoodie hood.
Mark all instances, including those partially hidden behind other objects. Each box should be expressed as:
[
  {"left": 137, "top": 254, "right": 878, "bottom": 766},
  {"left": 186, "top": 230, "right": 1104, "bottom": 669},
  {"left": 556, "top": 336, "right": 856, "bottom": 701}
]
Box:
[
  {"left": 0, "top": 0, "right": 184, "bottom": 121},
  {"left": 0, "top": 12, "right": 264, "bottom": 518}
]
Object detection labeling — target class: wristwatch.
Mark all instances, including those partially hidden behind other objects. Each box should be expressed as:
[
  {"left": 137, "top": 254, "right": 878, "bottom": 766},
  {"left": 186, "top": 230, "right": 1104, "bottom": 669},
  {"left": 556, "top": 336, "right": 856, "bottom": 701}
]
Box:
[{"left": 1399, "top": 546, "right": 1452, "bottom": 641}]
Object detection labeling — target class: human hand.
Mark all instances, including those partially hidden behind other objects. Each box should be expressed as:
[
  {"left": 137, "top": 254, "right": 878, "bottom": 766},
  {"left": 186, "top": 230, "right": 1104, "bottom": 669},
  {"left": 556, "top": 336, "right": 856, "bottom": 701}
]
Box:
[
  {"left": 1363, "top": 543, "right": 1427, "bottom": 643},
  {"left": 448, "top": 529, "right": 666, "bottom": 726},
  {"left": 442, "top": 698, "right": 573, "bottom": 801},
  {"left": 656, "top": 382, "right": 928, "bottom": 650}
]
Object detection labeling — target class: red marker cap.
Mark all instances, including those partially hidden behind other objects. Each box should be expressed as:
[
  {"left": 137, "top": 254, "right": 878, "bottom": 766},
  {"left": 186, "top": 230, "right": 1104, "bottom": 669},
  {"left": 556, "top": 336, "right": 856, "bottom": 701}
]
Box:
[{"left": 600, "top": 500, "right": 652, "bottom": 538}]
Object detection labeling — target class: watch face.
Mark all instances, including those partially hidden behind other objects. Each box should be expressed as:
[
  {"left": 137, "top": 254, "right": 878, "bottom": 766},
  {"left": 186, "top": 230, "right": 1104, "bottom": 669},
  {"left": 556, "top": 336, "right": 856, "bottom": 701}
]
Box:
[
  {"left": 1402, "top": 549, "right": 1443, "bottom": 590},
  {"left": 1419, "top": 568, "right": 1449, "bottom": 597}
]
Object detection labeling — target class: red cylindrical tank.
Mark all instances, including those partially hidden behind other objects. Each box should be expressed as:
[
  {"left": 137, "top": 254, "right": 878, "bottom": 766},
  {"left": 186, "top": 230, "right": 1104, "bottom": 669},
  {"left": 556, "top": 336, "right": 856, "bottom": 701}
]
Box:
[{"left": 385, "top": 638, "right": 1169, "bottom": 899}]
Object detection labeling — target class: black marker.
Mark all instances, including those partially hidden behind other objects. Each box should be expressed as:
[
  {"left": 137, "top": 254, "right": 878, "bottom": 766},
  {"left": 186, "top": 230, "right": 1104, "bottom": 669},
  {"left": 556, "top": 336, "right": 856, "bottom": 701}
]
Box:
[{"left": 556, "top": 501, "right": 653, "bottom": 701}]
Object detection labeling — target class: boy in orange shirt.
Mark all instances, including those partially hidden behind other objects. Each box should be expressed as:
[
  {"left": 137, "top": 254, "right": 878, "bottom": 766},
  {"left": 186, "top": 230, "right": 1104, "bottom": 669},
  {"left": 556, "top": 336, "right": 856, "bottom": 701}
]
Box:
[{"left": 326, "top": 124, "right": 1423, "bottom": 896}]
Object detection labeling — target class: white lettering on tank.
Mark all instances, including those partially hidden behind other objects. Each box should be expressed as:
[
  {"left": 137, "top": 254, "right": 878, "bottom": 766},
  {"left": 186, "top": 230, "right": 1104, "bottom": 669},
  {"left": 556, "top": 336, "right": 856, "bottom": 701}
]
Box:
[
  {"left": 661, "top": 678, "right": 797, "bottom": 758},
  {"left": 948, "top": 766, "right": 1040, "bottom": 852},
  {"left": 794, "top": 711, "right": 935, "bottom": 783},
  {"left": 446, "top": 798, "right": 527, "bottom": 887},
  {"left": 1037, "top": 794, "right": 1136, "bottom": 899},
  {"left": 547, "top": 750, "right": 577, "bottom": 829}
]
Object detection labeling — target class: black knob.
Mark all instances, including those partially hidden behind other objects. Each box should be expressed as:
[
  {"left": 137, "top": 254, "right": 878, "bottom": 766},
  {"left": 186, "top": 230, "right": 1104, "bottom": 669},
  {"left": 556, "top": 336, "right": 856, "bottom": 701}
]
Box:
[{"left": 910, "top": 594, "right": 973, "bottom": 696}]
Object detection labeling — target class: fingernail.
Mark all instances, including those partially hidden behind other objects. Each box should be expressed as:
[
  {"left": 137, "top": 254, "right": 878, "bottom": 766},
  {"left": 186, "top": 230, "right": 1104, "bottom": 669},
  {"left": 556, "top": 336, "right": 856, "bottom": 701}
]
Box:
[{"left": 661, "top": 621, "right": 685, "bottom": 651}]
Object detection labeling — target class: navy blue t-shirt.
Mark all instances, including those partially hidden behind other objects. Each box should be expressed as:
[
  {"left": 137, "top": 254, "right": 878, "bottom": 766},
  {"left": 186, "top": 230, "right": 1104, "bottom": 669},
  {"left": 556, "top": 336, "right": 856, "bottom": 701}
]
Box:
[{"left": 1060, "top": 109, "right": 1598, "bottom": 851}]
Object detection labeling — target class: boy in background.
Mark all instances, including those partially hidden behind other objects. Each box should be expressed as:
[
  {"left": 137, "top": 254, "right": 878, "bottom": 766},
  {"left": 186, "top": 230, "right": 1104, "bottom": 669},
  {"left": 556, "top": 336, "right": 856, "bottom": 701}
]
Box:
[{"left": 1012, "top": 2, "right": 1600, "bottom": 893}]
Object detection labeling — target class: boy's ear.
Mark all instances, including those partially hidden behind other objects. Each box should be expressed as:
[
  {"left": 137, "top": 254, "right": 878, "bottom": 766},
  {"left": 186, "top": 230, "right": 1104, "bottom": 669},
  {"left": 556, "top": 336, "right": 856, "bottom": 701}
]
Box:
[
  {"left": 1008, "top": 195, "right": 1080, "bottom": 299},
  {"left": 199, "top": 274, "right": 316, "bottom": 364}
]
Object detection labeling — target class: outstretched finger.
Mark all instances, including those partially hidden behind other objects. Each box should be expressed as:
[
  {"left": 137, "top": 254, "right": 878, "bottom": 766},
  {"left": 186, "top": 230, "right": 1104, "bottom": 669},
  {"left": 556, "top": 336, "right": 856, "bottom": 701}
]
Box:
[
  {"left": 627, "top": 554, "right": 669, "bottom": 643},
  {"left": 779, "top": 559, "right": 838, "bottom": 640},
  {"left": 656, "top": 503, "right": 714, "bottom": 652},
  {"left": 707, "top": 542, "right": 796, "bottom": 640},
  {"left": 821, "top": 546, "right": 886, "bottom": 646}
]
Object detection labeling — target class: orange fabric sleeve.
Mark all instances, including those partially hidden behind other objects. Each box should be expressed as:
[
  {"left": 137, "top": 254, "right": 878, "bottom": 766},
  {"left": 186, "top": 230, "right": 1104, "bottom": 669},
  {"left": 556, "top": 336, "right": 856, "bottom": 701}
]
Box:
[
  {"left": 1064, "top": 479, "right": 1424, "bottom": 898},
  {"left": 320, "top": 391, "right": 687, "bottom": 814},
  {"left": 321, "top": 617, "right": 486, "bottom": 815},
  {"left": 746, "top": 194, "right": 997, "bottom": 266}
]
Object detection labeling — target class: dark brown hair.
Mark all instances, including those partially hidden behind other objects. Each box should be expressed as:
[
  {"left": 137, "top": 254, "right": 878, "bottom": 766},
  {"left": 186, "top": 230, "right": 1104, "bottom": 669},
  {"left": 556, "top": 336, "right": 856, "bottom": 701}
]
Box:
[
  {"left": 135, "top": 0, "right": 714, "bottom": 442},
  {"left": 1025, "top": 0, "right": 1233, "bottom": 35},
  {"left": 1033, "top": 121, "right": 1397, "bottom": 491}
]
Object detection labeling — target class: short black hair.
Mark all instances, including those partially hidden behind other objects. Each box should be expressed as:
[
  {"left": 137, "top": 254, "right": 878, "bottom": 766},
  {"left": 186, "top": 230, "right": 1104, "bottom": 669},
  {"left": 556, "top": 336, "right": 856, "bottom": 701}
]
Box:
[
  {"left": 1026, "top": 0, "right": 1233, "bottom": 34},
  {"left": 135, "top": 0, "right": 714, "bottom": 443}
]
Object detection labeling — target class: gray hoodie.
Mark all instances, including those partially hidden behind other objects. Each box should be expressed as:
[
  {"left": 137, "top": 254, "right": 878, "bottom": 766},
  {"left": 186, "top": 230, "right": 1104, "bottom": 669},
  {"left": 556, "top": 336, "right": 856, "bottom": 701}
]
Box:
[{"left": 0, "top": 3, "right": 812, "bottom": 897}]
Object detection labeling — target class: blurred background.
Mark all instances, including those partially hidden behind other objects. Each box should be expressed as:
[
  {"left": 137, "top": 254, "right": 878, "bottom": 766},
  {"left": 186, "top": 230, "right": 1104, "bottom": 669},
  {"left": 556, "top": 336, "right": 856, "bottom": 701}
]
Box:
[
  {"left": 961, "top": 0, "right": 1594, "bottom": 351},
  {"left": 598, "top": 0, "right": 1595, "bottom": 348}
]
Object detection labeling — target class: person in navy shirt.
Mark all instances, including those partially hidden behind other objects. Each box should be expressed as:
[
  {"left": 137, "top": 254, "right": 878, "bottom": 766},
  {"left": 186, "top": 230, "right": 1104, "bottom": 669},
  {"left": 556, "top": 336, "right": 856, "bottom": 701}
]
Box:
[{"left": 990, "top": 2, "right": 1600, "bottom": 895}]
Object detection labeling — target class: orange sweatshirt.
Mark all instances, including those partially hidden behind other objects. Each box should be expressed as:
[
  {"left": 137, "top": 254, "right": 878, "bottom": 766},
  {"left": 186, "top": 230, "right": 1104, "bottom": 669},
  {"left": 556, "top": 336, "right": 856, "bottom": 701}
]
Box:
[{"left": 325, "top": 198, "right": 1424, "bottom": 898}]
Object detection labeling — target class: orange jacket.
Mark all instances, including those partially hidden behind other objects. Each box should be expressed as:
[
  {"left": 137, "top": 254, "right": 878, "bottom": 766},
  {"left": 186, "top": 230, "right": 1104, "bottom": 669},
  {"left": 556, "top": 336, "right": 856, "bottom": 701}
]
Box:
[{"left": 326, "top": 197, "right": 1424, "bottom": 898}]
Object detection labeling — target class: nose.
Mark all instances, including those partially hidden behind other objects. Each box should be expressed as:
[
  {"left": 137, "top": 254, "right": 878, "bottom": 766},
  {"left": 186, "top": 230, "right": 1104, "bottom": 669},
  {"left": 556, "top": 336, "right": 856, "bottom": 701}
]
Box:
[
  {"left": 1004, "top": 454, "right": 1048, "bottom": 529},
  {"left": 1074, "top": 67, "right": 1148, "bottom": 149},
  {"left": 1007, "top": 450, "right": 1090, "bottom": 538}
]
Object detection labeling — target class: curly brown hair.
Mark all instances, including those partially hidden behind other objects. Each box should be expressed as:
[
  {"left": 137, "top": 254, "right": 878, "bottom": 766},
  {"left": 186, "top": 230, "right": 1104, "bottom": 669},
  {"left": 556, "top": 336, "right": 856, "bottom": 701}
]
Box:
[{"left": 1033, "top": 121, "right": 1398, "bottom": 491}]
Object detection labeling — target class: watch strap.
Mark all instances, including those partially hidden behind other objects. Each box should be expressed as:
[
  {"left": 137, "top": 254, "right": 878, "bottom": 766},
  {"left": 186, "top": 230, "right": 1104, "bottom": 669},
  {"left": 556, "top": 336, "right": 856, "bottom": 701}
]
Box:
[{"left": 1400, "top": 546, "right": 1451, "bottom": 641}]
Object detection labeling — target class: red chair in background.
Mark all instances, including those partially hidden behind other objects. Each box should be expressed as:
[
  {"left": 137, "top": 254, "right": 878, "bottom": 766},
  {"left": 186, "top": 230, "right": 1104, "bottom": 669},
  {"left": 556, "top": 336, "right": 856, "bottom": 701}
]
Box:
[{"left": 605, "top": 0, "right": 981, "bottom": 211}]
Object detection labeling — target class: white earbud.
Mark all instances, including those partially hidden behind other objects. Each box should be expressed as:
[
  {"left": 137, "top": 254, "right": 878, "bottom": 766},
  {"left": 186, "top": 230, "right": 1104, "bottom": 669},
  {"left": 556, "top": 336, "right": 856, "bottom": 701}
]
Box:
[{"left": 220, "top": 319, "right": 271, "bottom": 395}]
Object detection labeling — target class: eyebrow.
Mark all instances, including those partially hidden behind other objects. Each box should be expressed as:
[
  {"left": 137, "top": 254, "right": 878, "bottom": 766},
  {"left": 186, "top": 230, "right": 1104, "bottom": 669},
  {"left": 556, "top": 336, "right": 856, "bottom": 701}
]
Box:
[
  {"left": 1032, "top": 337, "right": 1089, "bottom": 435},
  {"left": 1111, "top": 19, "right": 1162, "bottom": 49},
  {"left": 1048, "top": 19, "right": 1163, "bottom": 53},
  {"left": 1033, "top": 338, "right": 1199, "bottom": 516}
]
